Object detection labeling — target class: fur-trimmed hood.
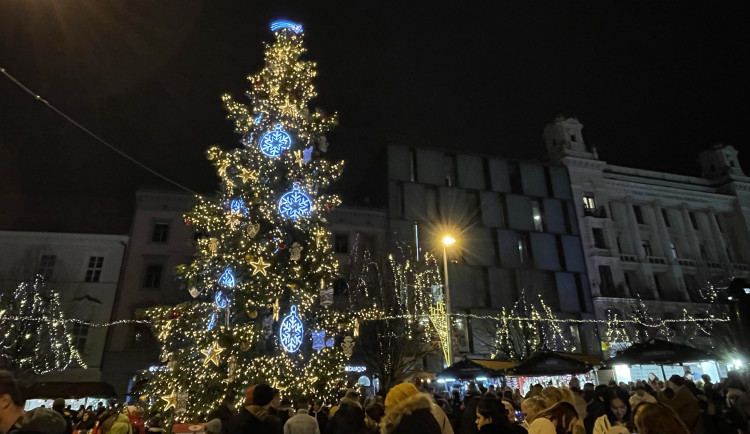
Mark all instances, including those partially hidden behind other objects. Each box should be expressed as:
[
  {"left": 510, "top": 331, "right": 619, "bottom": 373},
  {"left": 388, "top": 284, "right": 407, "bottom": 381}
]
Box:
[{"left": 380, "top": 393, "right": 440, "bottom": 434}]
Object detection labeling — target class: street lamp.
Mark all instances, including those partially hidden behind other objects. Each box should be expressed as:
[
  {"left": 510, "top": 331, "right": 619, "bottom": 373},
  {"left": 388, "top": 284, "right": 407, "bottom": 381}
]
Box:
[{"left": 442, "top": 235, "right": 455, "bottom": 366}]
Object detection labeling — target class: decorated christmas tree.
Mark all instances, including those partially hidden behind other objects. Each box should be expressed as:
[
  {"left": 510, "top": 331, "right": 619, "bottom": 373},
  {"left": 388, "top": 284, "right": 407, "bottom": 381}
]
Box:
[
  {"left": 145, "top": 21, "right": 357, "bottom": 419},
  {"left": 0, "top": 277, "right": 84, "bottom": 375}
]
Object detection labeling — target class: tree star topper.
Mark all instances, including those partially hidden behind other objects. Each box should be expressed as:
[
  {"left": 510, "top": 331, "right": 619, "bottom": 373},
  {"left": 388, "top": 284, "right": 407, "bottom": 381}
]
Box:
[
  {"left": 279, "top": 305, "right": 304, "bottom": 353},
  {"left": 270, "top": 20, "right": 303, "bottom": 34},
  {"left": 278, "top": 184, "right": 313, "bottom": 220},
  {"left": 201, "top": 341, "right": 225, "bottom": 366},
  {"left": 250, "top": 257, "right": 271, "bottom": 276}
]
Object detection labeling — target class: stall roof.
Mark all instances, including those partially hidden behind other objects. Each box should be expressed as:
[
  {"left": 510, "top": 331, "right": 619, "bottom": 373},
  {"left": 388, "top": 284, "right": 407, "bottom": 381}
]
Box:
[
  {"left": 438, "top": 359, "right": 503, "bottom": 379},
  {"left": 472, "top": 359, "right": 516, "bottom": 371},
  {"left": 509, "top": 352, "right": 595, "bottom": 376},
  {"left": 607, "top": 339, "right": 718, "bottom": 366},
  {"left": 24, "top": 382, "right": 117, "bottom": 399}
]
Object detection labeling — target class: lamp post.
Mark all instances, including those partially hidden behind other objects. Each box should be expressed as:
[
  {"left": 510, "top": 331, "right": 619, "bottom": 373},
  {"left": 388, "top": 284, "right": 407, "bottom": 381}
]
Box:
[{"left": 442, "top": 235, "right": 455, "bottom": 366}]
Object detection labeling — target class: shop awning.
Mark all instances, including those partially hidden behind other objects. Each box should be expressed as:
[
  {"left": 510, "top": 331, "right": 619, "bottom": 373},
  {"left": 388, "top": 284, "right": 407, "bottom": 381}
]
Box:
[
  {"left": 607, "top": 339, "right": 718, "bottom": 366},
  {"left": 508, "top": 352, "right": 596, "bottom": 376},
  {"left": 25, "top": 382, "right": 117, "bottom": 399},
  {"left": 437, "top": 358, "right": 503, "bottom": 379},
  {"left": 472, "top": 359, "right": 516, "bottom": 371}
]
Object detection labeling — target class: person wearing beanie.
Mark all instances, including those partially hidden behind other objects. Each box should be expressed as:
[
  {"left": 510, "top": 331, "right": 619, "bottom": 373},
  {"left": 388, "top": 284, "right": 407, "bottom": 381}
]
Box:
[
  {"left": 52, "top": 399, "right": 73, "bottom": 434},
  {"left": 207, "top": 396, "right": 237, "bottom": 433},
  {"left": 0, "top": 371, "right": 24, "bottom": 434},
  {"left": 283, "top": 398, "right": 319, "bottom": 434},
  {"left": 324, "top": 396, "right": 366, "bottom": 434},
  {"left": 226, "top": 384, "right": 281, "bottom": 434},
  {"left": 381, "top": 386, "right": 442, "bottom": 434},
  {"left": 205, "top": 418, "right": 222, "bottom": 434},
  {"left": 384, "top": 383, "right": 453, "bottom": 434},
  {"left": 17, "top": 408, "right": 67, "bottom": 434}
]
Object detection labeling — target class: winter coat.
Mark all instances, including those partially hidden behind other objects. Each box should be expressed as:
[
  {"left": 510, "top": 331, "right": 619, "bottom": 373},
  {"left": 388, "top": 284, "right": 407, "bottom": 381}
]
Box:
[
  {"left": 527, "top": 418, "right": 556, "bottom": 434},
  {"left": 109, "top": 414, "right": 132, "bottom": 434},
  {"left": 478, "top": 423, "right": 527, "bottom": 434},
  {"left": 591, "top": 415, "right": 629, "bottom": 434},
  {"left": 460, "top": 396, "right": 480, "bottom": 434},
  {"left": 324, "top": 402, "right": 366, "bottom": 434},
  {"left": 658, "top": 386, "right": 704, "bottom": 434},
  {"left": 284, "top": 410, "right": 320, "bottom": 434},
  {"left": 380, "top": 393, "right": 442, "bottom": 434},
  {"left": 226, "top": 406, "right": 281, "bottom": 434},
  {"left": 430, "top": 404, "right": 454, "bottom": 434}
]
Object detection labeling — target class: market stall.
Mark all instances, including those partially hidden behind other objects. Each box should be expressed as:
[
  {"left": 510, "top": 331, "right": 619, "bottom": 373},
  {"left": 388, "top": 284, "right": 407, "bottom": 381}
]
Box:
[
  {"left": 436, "top": 358, "right": 505, "bottom": 392},
  {"left": 23, "top": 381, "right": 117, "bottom": 410},
  {"left": 505, "top": 352, "right": 601, "bottom": 394}
]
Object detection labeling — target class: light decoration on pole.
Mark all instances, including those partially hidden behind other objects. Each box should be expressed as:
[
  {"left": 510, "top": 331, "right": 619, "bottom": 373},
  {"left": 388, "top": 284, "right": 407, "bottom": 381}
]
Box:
[
  {"left": 259, "top": 124, "right": 292, "bottom": 157},
  {"left": 429, "top": 299, "right": 450, "bottom": 364},
  {"left": 280, "top": 305, "right": 304, "bottom": 353},
  {"left": 278, "top": 184, "right": 313, "bottom": 220}
]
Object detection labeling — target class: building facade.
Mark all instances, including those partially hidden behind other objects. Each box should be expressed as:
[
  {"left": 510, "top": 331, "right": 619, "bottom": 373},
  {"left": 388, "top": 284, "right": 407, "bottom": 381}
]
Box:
[
  {"left": 545, "top": 117, "right": 750, "bottom": 354},
  {"left": 387, "top": 143, "right": 600, "bottom": 360},
  {"left": 0, "top": 230, "right": 128, "bottom": 381}
]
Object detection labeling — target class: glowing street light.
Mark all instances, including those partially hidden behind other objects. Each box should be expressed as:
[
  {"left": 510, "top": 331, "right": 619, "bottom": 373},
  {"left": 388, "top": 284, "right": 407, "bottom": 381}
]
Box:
[{"left": 442, "top": 234, "right": 455, "bottom": 366}]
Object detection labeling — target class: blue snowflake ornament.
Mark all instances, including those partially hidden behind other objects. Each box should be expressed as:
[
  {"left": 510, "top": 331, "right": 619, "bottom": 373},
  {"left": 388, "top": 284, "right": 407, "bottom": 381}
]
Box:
[
  {"left": 278, "top": 184, "right": 313, "bottom": 220},
  {"left": 312, "top": 330, "right": 326, "bottom": 352},
  {"left": 279, "top": 305, "right": 304, "bottom": 353},
  {"left": 259, "top": 124, "right": 292, "bottom": 158},
  {"left": 230, "top": 198, "right": 249, "bottom": 215}
]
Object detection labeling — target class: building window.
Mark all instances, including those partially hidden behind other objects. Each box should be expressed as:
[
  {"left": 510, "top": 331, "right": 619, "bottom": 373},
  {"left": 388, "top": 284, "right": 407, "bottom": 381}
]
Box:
[
  {"left": 333, "top": 277, "right": 348, "bottom": 296},
  {"left": 582, "top": 192, "right": 596, "bottom": 210},
  {"left": 151, "top": 222, "right": 170, "bottom": 243},
  {"left": 508, "top": 161, "right": 522, "bottom": 194},
  {"left": 662, "top": 209, "right": 671, "bottom": 227},
  {"left": 443, "top": 154, "right": 457, "bottom": 187},
  {"left": 409, "top": 148, "right": 417, "bottom": 182},
  {"left": 670, "top": 243, "right": 678, "bottom": 259},
  {"left": 531, "top": 200, "right": 544, "bottom": 231},
  {"left": 37, "top": 255, "right": 56, "bottom": 281},
  {"left": 642, "top": 240, "right": 652, "bottom": 257},
  {"left": 599, "top": 265, "right": 615, "bottom": 296},
  {"left": 690, "top": 212, "right": 699, "bottom": 230},
  {"left": 142, "top": 264, "right": 163, "bottom": 289},
  {"left": 592, "top": 228, "right": 607, "bottom": 249},
  {"left": 633, "top": 205, "right": 644, "bottom": 224},
  {"left": 84, "top": 256, "right": 104, "bottom": 282},
  {"left": 517, "top": 236, "right": 529, "bottom": 265},
  {"left": 334, "top": 233, "right": 349, "bottom": 254},
  {"left": 68, "top": 323, "right": 89, "bottom": 354}
]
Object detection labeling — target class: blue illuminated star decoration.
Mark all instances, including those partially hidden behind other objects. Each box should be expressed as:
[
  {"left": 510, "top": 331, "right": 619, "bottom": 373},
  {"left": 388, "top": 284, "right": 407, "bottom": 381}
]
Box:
[
  {"left": 312, "top": 330, "right": 326, "bottom": 352},
  {"left": 230, "top": 198, "right": 249, "bottom": 215},
  {"left": 214, "top": 291, "right": 228, "bottom": 309},
  {"left": 278, "top": 184, "right": 313, "bottom": 220},
  {"left": 270, "top": 20, "right": 303, "bottom": 34},
  {"left": 279, "top": 305, "right": 304, "bottom": 353},
  {"left": 302, "top": 146, "right": 313, "bottom": 164},
  {"left": 259, "top": 124, "right": 292, "bottom": 158},
  {"left": 218, "top": 268, "right": 236, "bottom": 288}
]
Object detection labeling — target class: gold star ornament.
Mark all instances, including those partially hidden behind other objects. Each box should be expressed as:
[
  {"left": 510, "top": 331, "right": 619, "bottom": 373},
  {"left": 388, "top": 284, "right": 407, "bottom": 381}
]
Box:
[
  {"left": 294, "top": 150, "right": 304, "bottom": 167},
  {"left": 238, "top": 169, "right": 257, "bottom": 183},
  {"left": 161, "top": 391, "right": 178, "bottom": 411},
  {"left": 250, "top": 257, "right": 271, "bottom": 276},
  {"left": 279, "top": 98, "right": 296, "bottom": 116},
  {"left": 201, "top": 341, "right": 225, "bottom": 367}
]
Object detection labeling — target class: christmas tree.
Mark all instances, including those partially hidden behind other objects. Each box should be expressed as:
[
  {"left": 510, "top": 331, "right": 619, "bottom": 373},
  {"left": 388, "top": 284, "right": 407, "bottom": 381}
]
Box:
[
  {"left": 0, "top": 277, "right": 84, "bottom": 375},
  {"left": 145, "top": 21, "right": 356, "bottom": 419}
]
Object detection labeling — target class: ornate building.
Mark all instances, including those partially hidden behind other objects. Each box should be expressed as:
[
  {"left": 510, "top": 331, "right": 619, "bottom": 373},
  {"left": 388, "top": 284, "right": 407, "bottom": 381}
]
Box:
[{"left": 545, "top": 117, "right": 750, "bottom": 354}]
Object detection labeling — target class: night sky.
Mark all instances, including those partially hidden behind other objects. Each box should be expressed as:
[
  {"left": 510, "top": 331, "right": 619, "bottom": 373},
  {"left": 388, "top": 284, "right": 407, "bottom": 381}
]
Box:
[{"left": 1, "top": 1, "right": 748, "bottom": 231}]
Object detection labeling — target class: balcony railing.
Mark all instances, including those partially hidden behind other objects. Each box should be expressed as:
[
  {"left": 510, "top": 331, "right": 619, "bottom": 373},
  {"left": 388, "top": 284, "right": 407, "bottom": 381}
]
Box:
[
  {"left": 620, "top": 254, "right": 638, "bottom": 263},
  {"left": 647, "top": 256, "right": 667, "bottom": 265},
  {"left": 677, "top": 258, "right": 696, "bottom": 267}
]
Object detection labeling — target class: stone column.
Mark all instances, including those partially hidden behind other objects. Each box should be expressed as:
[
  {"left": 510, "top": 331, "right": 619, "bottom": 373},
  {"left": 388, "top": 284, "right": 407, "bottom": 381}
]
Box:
[
  {"left": 652, "top": 202, "right": 674, "bottom": 264},
  {"left": 706, "top": 209, "right": 730, "bottom": 264},
  {"left": 680, "top": 205, "right": 701, "bottom": 261}
]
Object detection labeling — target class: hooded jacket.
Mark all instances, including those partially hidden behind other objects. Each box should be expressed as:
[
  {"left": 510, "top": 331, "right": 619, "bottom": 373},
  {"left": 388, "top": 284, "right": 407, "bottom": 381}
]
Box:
[
  {"left": 226, "top": 405, "right": 281, "bottom": 434},
  {"left": 381, "top": 393, "right": 442, "bottom": 434}
]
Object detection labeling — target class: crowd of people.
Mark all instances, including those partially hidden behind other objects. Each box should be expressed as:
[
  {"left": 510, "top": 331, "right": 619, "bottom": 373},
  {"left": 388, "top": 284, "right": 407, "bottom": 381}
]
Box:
[{"left": 2, "top": 369, "right": 750, "bottom": 434}]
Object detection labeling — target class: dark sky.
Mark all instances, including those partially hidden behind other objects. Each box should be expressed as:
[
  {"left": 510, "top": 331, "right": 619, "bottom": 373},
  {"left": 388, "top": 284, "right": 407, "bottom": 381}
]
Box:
[{"left": 1, "top": 1, "right": 748, "bottom": 230}]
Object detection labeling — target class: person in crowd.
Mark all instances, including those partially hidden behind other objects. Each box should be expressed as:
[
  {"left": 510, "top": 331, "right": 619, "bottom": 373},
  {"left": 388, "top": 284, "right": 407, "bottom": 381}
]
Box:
[
  {"left": 512, "top": 390, "right": 524, "bottom": 410},
  {"left": 208, "top": 396, "right": 237, "bottom": 431},
  {"left": 278, "top": 398, "right": 294, "bottom": 427},
  {"left": 95, "top": 403, "right": 106, "bottom": 418},
  {"left": 380, "top": 386, "right": 442, "bottom": 434},
  {"left": 646, "top": 374, "right": 660, "bottom": 393},
  {"left": 146, "top": 415, "right": 166, "bottom": 434},
  {"left": 309, "top": 399, "right": 328, "bottom": 433},
  {"left": 205, "top": 419, "right": 221, "bottom": 434},
  {"left": 75, "top": 406, "right": 86, "bottom": 423},
  {"left": 520, "top": 396, "right": 545, "bottom": 427},
  {"left": 474, "top": 397, "right": 527, "bottom": 434},
  {"left": 569, "top": 378, "right": 582, "bottom": 396},
  {"left": 16, "top": 407, "right": 67, "bottom": 434},
  {"left": 632, "top": 401, "right": 689, "bottom": 434},
  {"left": 226, "top": 383, "right": 282, "bottom": 434},
  {"left": 629, "top": 385, "right": 656, "bottom": 409},
  {"left": 75, "top": 412, "right": 96, "bottom": 434},
  {"left": 527, "top": 402, "right": 579, "bottom": 434},
  {"left": 592, "top": 387, "right": 633, "bottom": 434},
  {"left": 527, "top": 386, "right": 543, "bottom": 399},
  {"left": 0, "top": 371, "right": 25, "bottom": 434},
  {"left": 323, "top": 394, "right": 366, "bottom": 434},
  {"left": 658, "top": 376, "right": 704, "bottom": 434},
  {"left": 364, "top": 402, "right": 384, "bottom": 434},
  {"left": 384, "top": 383, "right": 453, "bottom": 434},
  {"left": 110, "top": 408, "right": 134, "bottom": 434},
  {"left": 284, "top": 398, "right": 319, "bottom": 434},
  {"left": 502, "top": 391, "right": 517, "bottom": 410},
  {"left": 540, "top": 387, "right": 562, "bottom": 409},
  {"left": 581, "top": 384, "right": 595, "bottom": 405},
  {"left": 724, "top": 385, "right": 750, "bottom": 434},
  {"left": 584, "top": 385, "right": 608, "bottom": 434},
  {"left": 52, "top": 399, "right": 73, "bottom": 434},
  {"left": 460, "top": 394, "right": 481, "bottom": 434}
]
